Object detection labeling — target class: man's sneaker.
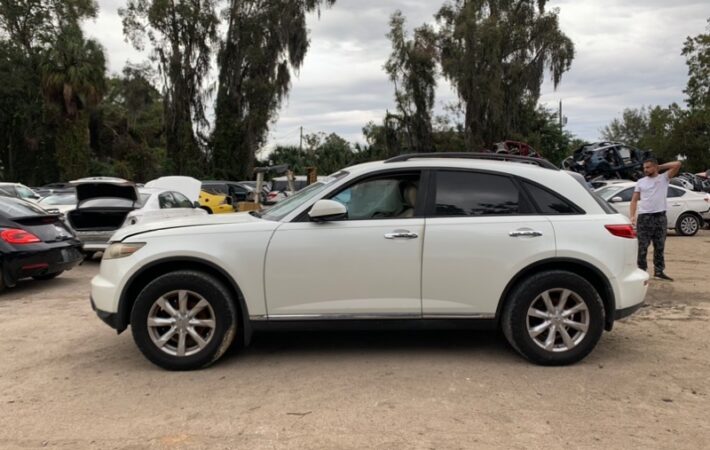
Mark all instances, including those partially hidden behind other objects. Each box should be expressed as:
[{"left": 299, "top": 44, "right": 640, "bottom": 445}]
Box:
[{"left": 654, "top": 272, "right": 674, "bottom": 282}]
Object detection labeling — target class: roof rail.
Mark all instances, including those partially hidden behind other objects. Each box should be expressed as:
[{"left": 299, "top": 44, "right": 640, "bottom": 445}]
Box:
[{"left": 383, "top": 152, "right": 559, "bottom": 170}]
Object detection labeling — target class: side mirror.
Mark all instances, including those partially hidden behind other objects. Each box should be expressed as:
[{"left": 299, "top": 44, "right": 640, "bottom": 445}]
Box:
[
  {"left": 308, "top": 199, "right": 347, "bottom": 222},
  {"left": 610, "top": 196, "right": 623, "bottom": 203},
  {"left": 193, "top": 201, "right": 200, "bottom": 208}
]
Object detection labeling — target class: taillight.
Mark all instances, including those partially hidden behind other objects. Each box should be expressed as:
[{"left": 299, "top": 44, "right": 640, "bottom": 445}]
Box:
[
  {"left": 1, "top": 228, "right": 41, "bottom": 244},
  {"left": 605, "top": 224, "right": 637, "bottom": 239}
]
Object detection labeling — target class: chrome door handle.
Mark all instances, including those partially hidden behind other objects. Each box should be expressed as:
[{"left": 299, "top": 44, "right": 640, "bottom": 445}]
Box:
[
  {"left": 509, "top": 230, "right": 543, "bottom": 237},
  {"left": 384, "top": 230, "right": 419, "bottom": 240},
  {"left": 672, "top": 203, "right": 682, "bottom": 207}
]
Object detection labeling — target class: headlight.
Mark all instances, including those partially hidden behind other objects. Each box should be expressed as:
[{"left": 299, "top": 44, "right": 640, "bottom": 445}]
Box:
[{"left": 103, "top": 242, "right": 145, "bottom": 260}]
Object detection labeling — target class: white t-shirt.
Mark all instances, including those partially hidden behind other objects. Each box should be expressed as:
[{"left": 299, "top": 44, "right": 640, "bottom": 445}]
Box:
[{"left": 634, "top": 172, "right": 669, "bottom": 214}]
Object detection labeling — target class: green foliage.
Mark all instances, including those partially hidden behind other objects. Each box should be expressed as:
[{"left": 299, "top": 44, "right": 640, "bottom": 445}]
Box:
[
  {"left": 436, "top": 0, "right": 574, "bottom": 149},
  {"left": 262, "top": 132, "right": 355, "bottom": 176},
  {"left": 385, "top": 11, "right": 438, "bottom": 152},
  {"left": 211, "top": 0, "right": 336, "bottom": 181},
  {"left": 120, "top": 0, "right": 219, "bottom": 177},
  {"left": 682, "top": 19, "right": 710, "bottom": 111}
]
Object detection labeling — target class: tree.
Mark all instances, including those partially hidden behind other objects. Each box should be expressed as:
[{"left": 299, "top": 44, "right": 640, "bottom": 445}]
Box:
[
  {"left": 384, "top": 11, "right": 438, "bottom": 153},
  {"left": 601, "top": 107, "right": 653, "bottom": 148},
  {"left": 91, "top": 64, "right": 168, "bottom": 181},
  {"left": 41, "top": 24, "right": 106, "bottom": 180},
  {"left": 436, "top": 0, "right": 574, "bottom": 150},
  {"left": 120, "top": 0, "right": 219, "bottom": 177},
  {"left": 211, "top": 0, "right": 335, "bottom": 181},
  {"left": 682, "top": 18, "right": 710, "bottom": 111},
  {"left": 0, "top": 0, "right": 103, "bottom": 182}
]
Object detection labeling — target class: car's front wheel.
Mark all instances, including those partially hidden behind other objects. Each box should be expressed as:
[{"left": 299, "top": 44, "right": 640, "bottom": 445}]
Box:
[
  {"left": 130, "top": 270, "right": 237, "bottom": 370},
  {"left": 502, "top": 271, "right": 605, "bottom": 366}
]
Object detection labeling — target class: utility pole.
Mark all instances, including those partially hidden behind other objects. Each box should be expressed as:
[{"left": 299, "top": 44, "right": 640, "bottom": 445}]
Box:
[
  {"left": 559, "top": 100, "right": 563, "bottom": 132},
  {"left": 299, "top": 126, "right": 303, "bottom": 152}
]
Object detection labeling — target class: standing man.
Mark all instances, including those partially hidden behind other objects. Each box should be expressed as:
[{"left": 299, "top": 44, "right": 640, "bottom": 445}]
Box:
[{"left": 630, "top": 158, "right": 682, "bottom": 281}]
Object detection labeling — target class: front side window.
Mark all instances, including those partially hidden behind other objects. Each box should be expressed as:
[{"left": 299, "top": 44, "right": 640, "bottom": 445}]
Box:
[
  {"left": 15, "top": 185, "right": 36, "bottom": 199},
  {"left": 158, "top": 192, "right": 177, "bottom": 209},
  {"left": 171, "top": 191, "right": 194, "bottom": 208},
  {"left": 434, "top": 171, "right": 530, "bottom": 217},
  {"left": 330, "top": 173, "right": 420, "bottom": 220}
]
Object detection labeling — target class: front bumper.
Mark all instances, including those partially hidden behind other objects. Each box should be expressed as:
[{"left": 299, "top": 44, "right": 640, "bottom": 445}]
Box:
[{"left": 90, "top": 295, "right": 121, "bottom": 331}]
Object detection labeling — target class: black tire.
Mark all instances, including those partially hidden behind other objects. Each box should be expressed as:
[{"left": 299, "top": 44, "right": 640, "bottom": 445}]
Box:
[
  {"left": 32, "top": 271, "right": 64, "bottom": 281},
  {"left": 501, "top": 270, "right": 605, "bottom": 366},
  {"left": 676, "top": 213, "right": 701, "bottom": 236},
  {"left": 130, "top": 270, "right": 237, "bottom": 371}
]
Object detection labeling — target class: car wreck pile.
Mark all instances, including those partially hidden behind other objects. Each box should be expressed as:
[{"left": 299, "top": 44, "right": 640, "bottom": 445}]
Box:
[{"left": 562, "top": 142, "right": 650, "bottom": 182}]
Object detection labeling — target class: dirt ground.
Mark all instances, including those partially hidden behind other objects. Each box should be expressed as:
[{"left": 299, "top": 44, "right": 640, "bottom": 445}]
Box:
[{"left": 1, "top": 232, "right": 709, "bottom": 449}]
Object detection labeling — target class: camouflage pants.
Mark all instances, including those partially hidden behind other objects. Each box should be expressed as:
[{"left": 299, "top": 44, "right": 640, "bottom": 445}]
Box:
[{"left": 637, "top": 213, "right": 667, "bottom": 273}]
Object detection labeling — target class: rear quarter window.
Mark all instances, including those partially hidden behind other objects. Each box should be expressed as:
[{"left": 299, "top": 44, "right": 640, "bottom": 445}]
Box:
[{"left": 522, "top": 181, "right": 581, "bottom": 214}]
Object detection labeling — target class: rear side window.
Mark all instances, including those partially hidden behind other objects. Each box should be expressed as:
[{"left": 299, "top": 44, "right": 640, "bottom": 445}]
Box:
[
  {"left": 434, "top": 171, "right": 531, "bottom": 216},
  {"left": 522, "top": 182, "right": 579, "bottom": 214},
  {"left": 668, "top": 187, "right": 684, "bottom": 198}
]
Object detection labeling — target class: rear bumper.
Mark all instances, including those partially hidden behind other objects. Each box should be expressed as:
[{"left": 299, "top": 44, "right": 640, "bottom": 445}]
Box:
[
  {"left": 615, "top": 302, "right": 644, "bottom": 320},
  {"left": 612, "top": 268, "right": 648, "bottom": 324},
  {"left": 2, "top": 243, "right": 83, "bottom": 287}
]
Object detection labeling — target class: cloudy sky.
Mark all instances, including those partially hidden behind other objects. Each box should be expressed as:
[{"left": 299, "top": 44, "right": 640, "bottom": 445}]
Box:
[{"left": 86, "top": 0, "right": 710, "bottom": 149}]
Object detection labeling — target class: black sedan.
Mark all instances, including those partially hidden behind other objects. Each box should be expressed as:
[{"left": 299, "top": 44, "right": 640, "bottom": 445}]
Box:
[{"left": 0, "top": 196, "right": 83, "bottom": 290}]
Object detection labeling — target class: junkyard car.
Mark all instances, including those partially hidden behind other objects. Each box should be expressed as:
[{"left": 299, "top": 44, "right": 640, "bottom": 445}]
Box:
[
  {"left": 0, "top": 196, "right": 82, "bottom": 290},
  {"left": 91, "top": 153, "right": 648, "bottom": 370},
  {"left": 68, "top": 177, "right": 206, "bottom": 252},
  {"left": 562, "top": 142, "right": 651, "bottom": 181},
  {"left": 597, "top": 181, "right": 710, "bottom": 236},
  {"left": 0, "top": 182, "right": 41, "bottom": 203}
]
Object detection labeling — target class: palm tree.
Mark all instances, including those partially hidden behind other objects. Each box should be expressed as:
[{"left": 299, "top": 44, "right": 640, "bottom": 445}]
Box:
[{"left": 41, "top": 25, "right": 106, "bottom": 179}]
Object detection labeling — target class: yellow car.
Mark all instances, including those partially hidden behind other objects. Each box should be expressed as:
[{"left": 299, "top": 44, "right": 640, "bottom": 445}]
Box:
[{"left": 198, "top": 190, "right": 235, "bottom": 214}]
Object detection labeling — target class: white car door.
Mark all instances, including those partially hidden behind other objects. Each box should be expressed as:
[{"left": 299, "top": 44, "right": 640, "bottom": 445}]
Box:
[
  {"left": 666, "top": 186, "right": 686, "bottom": 225},
  {"left": 264, "top": 171, "right": 424, "bottom": 318},
  {"left": 422, "top": 170, "right": 556, "bottom": 317}
]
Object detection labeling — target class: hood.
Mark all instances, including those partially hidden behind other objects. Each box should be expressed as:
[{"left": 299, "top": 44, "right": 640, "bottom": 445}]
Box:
[
  {"left": 72, "top": 178, "right": 138, "bottom": 203},
  {"left": 110, "top": 212, "right": 262, "bottom": 242},
  {"left": 145, "top": 176, "right": 201, "bottom": 202}
]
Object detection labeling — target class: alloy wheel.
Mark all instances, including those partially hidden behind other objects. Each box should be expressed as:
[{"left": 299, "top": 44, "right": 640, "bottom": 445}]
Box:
[
  {"left": 526, "top": 289, "right": 590, "bottom": 353},
  {"left": 147, "top": 290, "right": 216, "bottom": 357},
  {"left": 680, "top": 216, "right": 699, "bottom": 235}
]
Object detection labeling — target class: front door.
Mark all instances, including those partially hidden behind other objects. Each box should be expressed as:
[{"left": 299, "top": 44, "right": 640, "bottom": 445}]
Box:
[{"left": 264, "top": 171, "right": 424, "bottom": 318}]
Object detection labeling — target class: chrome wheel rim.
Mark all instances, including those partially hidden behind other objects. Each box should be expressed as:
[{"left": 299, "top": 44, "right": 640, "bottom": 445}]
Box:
[
  {"left": 147, "top": 290, "right": 216, "bottom": 357},
  {"left": 680, "top": 216, "right": 698, "bottom": 235},
  {"left": 527, "top": 289, "right": 589, "bottom": 353}
]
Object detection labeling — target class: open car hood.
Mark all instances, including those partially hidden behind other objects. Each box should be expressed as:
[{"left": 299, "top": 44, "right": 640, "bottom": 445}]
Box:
[
  {"left": 72, "top": 179, "right": 139, "bottom": 203},
  {"left": 145, "top": 176, "right": 201, "bottom": 202}
]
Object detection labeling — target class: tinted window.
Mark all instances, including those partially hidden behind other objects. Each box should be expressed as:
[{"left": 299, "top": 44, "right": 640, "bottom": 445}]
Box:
[
  {"left": 331, "top": 173, "right": 420, "bottom": 220},
  {"left": 523, "top": 182, "right": 578, "bottom": 214},
  {"left": 159, "top": 192, "right": 177, "bottom": 209},
  {"left": 202, "top": 184, "right": 227, "bottom": 195},
  {"left": 434, "top": 171, "right": 529, "bottom": 217},
  {"left": 668, "top": 187, "right": 684, "bottom": 198},
  {"left": 617, "top": 188, "right": 634, "bottom": 202},
  {"left": 171, "top": 191, "right": 194, "bottom": 208}
]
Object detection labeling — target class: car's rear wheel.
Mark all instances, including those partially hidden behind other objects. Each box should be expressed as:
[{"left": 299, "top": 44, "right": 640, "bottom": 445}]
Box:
[
  {"left": 502, "top": 271, "right": 605, "bottom": 366},
  {"left": 130, "top": 270, "right": 237, "bottom": 370},
  {"left": 676, "top": 213, "right": 701, "bottom": 236},
  {"left": 32, "top": 271, "right": 64, "bottom": 281}
]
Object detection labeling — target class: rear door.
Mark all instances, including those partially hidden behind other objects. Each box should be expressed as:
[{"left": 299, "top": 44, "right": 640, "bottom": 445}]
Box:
[
  {"left": 666, "top": 186, "right": 686, "bottom": 224},
  {"left": 421, "top": 170, "right": 556, "bottom": 317}
]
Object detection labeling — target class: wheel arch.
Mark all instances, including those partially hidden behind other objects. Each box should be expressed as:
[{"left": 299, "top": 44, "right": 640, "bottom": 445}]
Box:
[
  {"left": 675, "top": 210, "right": 703, "bottom": 233},
  {"left": 115, "top": 257, "right": 252, "bottom": 343},
  {"left": 495, "top": 258, "right": 617, "bottom": 331}
]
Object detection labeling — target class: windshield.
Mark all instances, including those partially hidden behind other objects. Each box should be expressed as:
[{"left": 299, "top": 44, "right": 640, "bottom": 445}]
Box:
[
  {"left": 39, "top": 193, "right": 77, "bottom": 205},
  {"left": 596, "top": 186, "right": 625, "bottom": 201},
  {"left": 261, "top": 172, "right": 348, "bottom": 221}
]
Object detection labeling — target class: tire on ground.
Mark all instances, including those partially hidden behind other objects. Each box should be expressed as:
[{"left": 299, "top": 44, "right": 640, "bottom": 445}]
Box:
[
  {"left": 130, "top": 270, "right": 237, "bottom": 371},
  {"left": 676, "top": 213, "right": 701, "bottom": 237},
  {"left": 501, "top": 270, "right": 605, "bottom": 366}
]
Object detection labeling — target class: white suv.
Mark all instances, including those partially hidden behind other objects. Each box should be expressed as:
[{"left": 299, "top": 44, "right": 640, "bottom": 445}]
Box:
[{"left": 91, "top": 154, "right": 649, "bottom": 370}]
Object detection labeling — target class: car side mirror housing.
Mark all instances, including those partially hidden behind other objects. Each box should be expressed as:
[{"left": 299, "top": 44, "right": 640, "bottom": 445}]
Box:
[
  {"left": 309, "top": 199, "right": 347, "bottom": 222},
  {"left": 610, "top": 196, "right": 623, "bottom": 203}
]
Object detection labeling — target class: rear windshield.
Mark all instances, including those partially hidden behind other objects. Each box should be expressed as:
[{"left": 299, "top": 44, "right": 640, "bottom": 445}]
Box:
[
  {"left": 40, "top": 193, "right": 77, "bottom": 205},
  {"left": 568, "top": 171, "right": 617, "bottom": 214},
  {"left": 0, "top": 197, "right": 48, "bottom": 217}
]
